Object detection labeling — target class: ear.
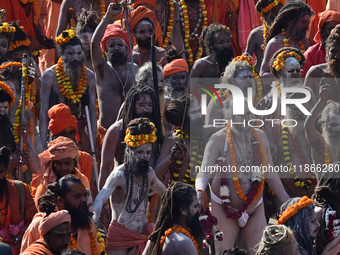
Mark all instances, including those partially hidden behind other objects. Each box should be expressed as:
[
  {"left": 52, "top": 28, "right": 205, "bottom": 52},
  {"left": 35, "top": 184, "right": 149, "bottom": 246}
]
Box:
[
  {"left": 57, "top": 197, "right": 65, "bottom": 209},
  {"left": 132, "top": 30, "right": 136, "bottom": 37},
  {"left": 180, "top": 205, "right": 187, "bottom": 216}
]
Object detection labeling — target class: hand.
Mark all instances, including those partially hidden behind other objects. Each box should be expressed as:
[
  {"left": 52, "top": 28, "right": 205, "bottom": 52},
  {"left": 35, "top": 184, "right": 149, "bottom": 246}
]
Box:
[
  {"left": 18, "top": 123, "right": 29, "bottom": 145},
  {"left": 92, "top": 211, "right": 100, "bottom": 225},
  {"left": 11, "top": 235, "right": 22, "bottom": 249},
  {"left": 8, "top": 152, "right": 29, "bottom": 170},
  {"left": 321, "top": 234, "right": 340, "bottom": 255},
  {"left": 104, "top": 3, "right": 122, "bottom": 21},
  {"left": 319, "top": 78, "right": 330, "bottom": 103},
  {"left": 171, "top": 141, "right": 187, "bottom": 160},
  {"left": 197, "top": 190, "right": 205, "bottom": 212}
]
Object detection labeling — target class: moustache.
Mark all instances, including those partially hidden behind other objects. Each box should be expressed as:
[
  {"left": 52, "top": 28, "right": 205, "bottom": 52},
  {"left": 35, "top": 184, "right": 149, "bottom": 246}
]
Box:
[{"left": 137, "top": 159, "right": 148, "bottom": 166}]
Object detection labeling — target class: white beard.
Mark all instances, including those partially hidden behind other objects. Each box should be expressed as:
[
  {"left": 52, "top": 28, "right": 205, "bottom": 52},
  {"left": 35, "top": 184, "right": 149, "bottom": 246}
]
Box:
[{"left": 324, "top": 129, "right": 340, "bottom": 163}]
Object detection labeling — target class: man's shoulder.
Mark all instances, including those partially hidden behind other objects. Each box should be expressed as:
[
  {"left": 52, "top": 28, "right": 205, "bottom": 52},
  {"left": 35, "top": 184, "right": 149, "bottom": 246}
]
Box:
[
  {"left": 308, "top": 63, "right": 329, "bottom": 77},
  {"left": 43, "top": 65, "right": 57, "bottom": 77},
  {"left": 164, "top": 232, "right": 197, "bottom": 254}
]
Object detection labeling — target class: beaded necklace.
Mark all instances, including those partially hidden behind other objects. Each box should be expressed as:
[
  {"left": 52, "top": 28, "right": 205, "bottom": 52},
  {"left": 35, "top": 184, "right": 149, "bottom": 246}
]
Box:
[
  {"left": 100, "top": 0, "right": 106, "bottom": 18},
  {"left": 282, "top": 126, "right": 316, "bottom": 189}
]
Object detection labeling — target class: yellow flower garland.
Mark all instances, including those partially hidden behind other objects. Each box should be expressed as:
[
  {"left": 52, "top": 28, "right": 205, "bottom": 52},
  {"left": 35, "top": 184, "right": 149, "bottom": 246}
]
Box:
[
  {"left": 263, "top": 24, "right": 268, "bottom": 39},
  {"left": 272, "top": 50, "right": 302, "bottom": 72},
  {"left": 276, "top": 196, "right": 313, "bottom": 225},
  {"left": 261, "top": 0, "right": 286, "bottom": 14},
  {"left": 69, "top": 8, "right": 76, "bottom": 31},
  {"left": 100, "top": 0, "right": 106, "bottom": 19},
  {"left": 281, "top": 29, "right": 305, "bottom": 54},
  {"left": 179, "top": 0, "right": 207, "bottom": 65},
  {"left": 232, "top": 55, "right": 263, "bottom": 101},
  {"left": 70, "top": 224, "right": 100, "bottom": 255},
  {"left": 56, "top": 29, "right": 76, "bottom": 45},
  {"left": 124, "top": 122, "right": 158, "bottom": 148},
  {"left": 162, "top": 0, "right": 175, "bottom": 49},
  {"left": 0, "top": 22, "right": 16, "bottom": 33},
  {"left": 56, "top": 58, "right": 87, "bottom": 104}
]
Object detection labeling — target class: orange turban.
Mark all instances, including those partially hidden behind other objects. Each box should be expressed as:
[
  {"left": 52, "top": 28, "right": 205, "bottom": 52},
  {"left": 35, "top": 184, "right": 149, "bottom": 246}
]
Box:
[
  {"left": 48, "top": 137, "right": 79, "bottom": 160},
  {"left": 131, "top": 0, "right": 156, "bottom": 9},
  {"left": 130, "top": 6, "right": 163, "bottom": 47},
  {"left": 101, "top": 24, "right": 130, "bottom": 53},
  {"left": 38, "top": 210, "right": 71, "bottom": 236},
  {"left": 314, "top": 10, "right": 340, "bottom": 43},
  {"left": 48, "top": 103, "right": 80, "bottom": 143},
  {"left": 163, "top": 59, "right": 189, "bottom": 77}
]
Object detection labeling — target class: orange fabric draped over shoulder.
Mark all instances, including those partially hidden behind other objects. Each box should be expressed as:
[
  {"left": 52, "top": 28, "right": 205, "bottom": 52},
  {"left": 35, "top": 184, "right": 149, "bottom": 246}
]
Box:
[
  {"left": 163, "top": 59, "right": 189, "bottom": 77},
  {"left": 106, "top": 221, "right": 154, "bottom": 255},
  {"left": 313, "top": 10, "right": 340, "bottom": 43},
  {"left": 20, "top": 239, "right": 54, "bottom": 255},
  {"left": 129, "top": 6, "right": 163, "bottom": 46},
  {"left": 48, "top": 103, "right": 80, "bottom": 143}
]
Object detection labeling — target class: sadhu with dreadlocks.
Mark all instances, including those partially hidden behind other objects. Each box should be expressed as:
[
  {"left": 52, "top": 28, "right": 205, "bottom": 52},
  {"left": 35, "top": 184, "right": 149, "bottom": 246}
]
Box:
[
  {"left": 144, "top": 181, "right": 205, "bottom": 255},
  {"left": 93, "top": 117, "right": 166, "bottom": 255},
  {"left": 99, "top": 85, "right": 162, "bottom": 189},
  {"left": 260, "top": 1, "right": 313, "bottom": 82}
]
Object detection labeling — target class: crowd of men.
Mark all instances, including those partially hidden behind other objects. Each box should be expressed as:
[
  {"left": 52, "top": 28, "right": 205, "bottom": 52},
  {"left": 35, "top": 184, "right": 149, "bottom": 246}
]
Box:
[{"left": 1, "top": 0, "right": 340, "bottom": 254}]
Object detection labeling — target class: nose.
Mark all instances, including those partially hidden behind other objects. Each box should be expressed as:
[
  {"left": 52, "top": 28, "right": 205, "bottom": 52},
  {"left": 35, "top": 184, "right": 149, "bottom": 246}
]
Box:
[{"left": 141, "top": 152, "right": 148, "bottom": 160}]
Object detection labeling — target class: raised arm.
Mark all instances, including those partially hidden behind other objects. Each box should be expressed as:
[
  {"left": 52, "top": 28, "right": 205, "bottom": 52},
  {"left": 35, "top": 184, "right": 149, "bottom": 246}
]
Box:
[
  {"left": 154, "top": 137, "right": 175, "bottom": 179},
  {"left": 171, "top": 1, "right": 184, "bottom": 52},
  {"left": 304, "top": 82, "right": 329, "bottom": 153},
  {"left": 87, "top": 71, "right": 97, "bottom": 143},
  {"left": 260, "top": 39, "right": 281, "bottom": 79},
  {"left": 56, "top": 0, "right": 72, "bottom": 37},
  {"left": 39, "top": 69, "right": 54, "bottom": 150},
  {"left": 91, "top": 3, "right": 122, "bottom": 69},
  {"left": 93, "top": 167, "right": 123, "bottom": 224}
]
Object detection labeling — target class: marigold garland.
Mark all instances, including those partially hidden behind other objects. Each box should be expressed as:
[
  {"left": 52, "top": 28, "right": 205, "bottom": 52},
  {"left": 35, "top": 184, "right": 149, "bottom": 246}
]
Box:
[
  {"left": 159, "top": 225, "right": 199, "bottom": 255},
  {"left": 0, "top": 81, "right": 15, "bottom": 108},
  {"left": 0, "top": 22, "right": 16, "bottom": 34},
  {"left": 179, "top": 0, "right": 207, "bottom": 65},
  {"left": 124, "top": 122, "right": 157, "bottom": 147},
  {"left": 272, "top": 50, "right": 302, "bottom": 72},
  {"left": 263, "top": 24, "right": 268, "bottom": 39},
  {"left": 275, "top": 81, "right": 281, "bottom": 96},
  {"left": 8, "top": 38, "right": 31, "bottom": 52},
  {"left": 322, "top": 132, "right": 331, "bottom": 165},
  {"left": 227, "top": 124, "right": 266, "bottom": 202},
  {"left": 260, "top": 0, "right": 286, "bottom": 14},
  {"left": 0, "top": 62, "right": 23, "bottom": 72},
  {"left": 69, "top": 8, "right": 76, "bottom": 31},
  {"left": 70, "top": 224, "right": 100, "bottom": 255},
  {"left": 281, "top": 29, "right": 305, "bottom": 54},
  {"left": 100, "top": 0, "right": 106, "bottom": 19},
  {"left": 97, "top": 230, "right": 107, "bottom": 254},
  {"left": 282, "top": 127, "right": 316, "bottom": 189},
  {"left": 276, "top": 196, "right": 313, "bottom": 225},
  {"left": 56, "top": 58, "right": 87, "bottom": 104},
  {"left": 56, "top": 29, "right": 76, "bottom": 45},
  {"left": 232, "top": 55, "right": 263, "bottom": 101},
  {"left": 162, "top": 0, "right": 175, "bottom": 49},
  {"left": 32, "top": 50, "right": 42, "bottom": 57}
]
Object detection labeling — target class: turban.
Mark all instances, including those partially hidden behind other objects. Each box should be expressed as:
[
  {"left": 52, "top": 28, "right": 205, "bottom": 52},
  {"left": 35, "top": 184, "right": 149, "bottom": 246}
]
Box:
[
  {"left": 131, "top": 0, "right": 156, "bottom": 9},
  {"left": 129, "top": 6, "right": 163, "bottom": 47},
  {"left": 314, "top": 10, "right": 340, "bottom": 43},
  {"left": 39, "top": 210, "right": 71, "bottom": 236},
  {"left": 163, "top": 59, "right": 189, "bottom": 77},
  {"left": 48, "top": 103, "right": 80, "bottom": 143},
  {"left": 48, "top": 137, "right": 79, "bottom": 160},
  {"left": 101, "top": 24, "right": 130, "bottom": 53}
]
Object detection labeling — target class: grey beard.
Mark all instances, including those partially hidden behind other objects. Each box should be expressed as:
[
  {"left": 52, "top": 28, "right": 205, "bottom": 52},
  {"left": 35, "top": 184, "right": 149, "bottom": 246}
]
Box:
[
  {"left": 324, "top": 129, "right": 340, "bottom": 163},
  {"left": 287, "top": 121, "right": 305, "bottom": 136},
  {"left": 64, "top": 62, "right": 83, "bottom": 88},
  {"left": 231, "top": 126, "right": 252, "bottom": 143}
]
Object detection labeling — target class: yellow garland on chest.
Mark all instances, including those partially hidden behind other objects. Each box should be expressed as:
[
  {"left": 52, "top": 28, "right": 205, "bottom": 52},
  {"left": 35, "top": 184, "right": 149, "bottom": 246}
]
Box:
[
  {"left": 56, "top": 58, "right": 87, "bottom": 104},
  {"left": 70, "top": 224, "right": 101, "bottom": 255},
  {"left": 162, "top": 0, "right": 175, "bottom": 49}
]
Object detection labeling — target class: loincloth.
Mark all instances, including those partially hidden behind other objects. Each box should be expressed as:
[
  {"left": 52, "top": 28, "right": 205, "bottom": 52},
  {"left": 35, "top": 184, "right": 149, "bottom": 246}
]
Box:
[{"left": 106, "top": 221, "right": 154, "bottom": 255}]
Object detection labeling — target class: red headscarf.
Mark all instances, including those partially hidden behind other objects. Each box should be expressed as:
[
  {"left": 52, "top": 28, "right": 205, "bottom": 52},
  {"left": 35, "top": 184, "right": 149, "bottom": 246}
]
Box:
[
  {"left": 129, "top": 6, "right": 163, "bottom": 46},
  {"left": 101, "top": 24, "right": 130, "bottom": 53},
  {"left": 131, "top": 0, "right": 156, "bottom": 9},
  {"left": 163, "top": 59, "right": 189, "bottom": 77},
  {"left": 48, "top": 103, "right": 80, "bottom": 143},
  {"left": 314, "top": 10, "right": 340, "bottom": 43}
]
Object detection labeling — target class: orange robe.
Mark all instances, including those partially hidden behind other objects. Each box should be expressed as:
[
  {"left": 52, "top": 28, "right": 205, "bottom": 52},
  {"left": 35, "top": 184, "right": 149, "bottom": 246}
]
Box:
[
  {"left": 34, "top": 167, "right": 90, "bottom": 206},
  {"left": 309, "top": 0, "right": 326, "bottom": 41},
  {"left": 327, "top": 0, "right": 340, "bottom": 12},
  {"left": 20, "top": 239, "right": 54, "bottom": 255},
  {"left": 31, "top": 150, "right": 92, "bottom": 199},
  {"left": 106, "top": 221, "right": 154, "bottom": 255},
  {"left": 21, "top": 213, "right": 45, "bottom": 253}
]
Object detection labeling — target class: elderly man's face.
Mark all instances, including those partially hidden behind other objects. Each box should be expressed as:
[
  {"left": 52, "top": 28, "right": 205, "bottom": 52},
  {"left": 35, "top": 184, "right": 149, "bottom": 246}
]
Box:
[
  {"left": 0, "top": 34, "right": 8, "bottom": 64},
  {"left": 62, "top": 44, "right": 83, "bottom": 64},
  {"left": 106, "top": 38, "right": 128, "bottom": 66},
  {"left": 280, "top": 57, "right": 302, "bottom": 86},
  {"left": 0, "top": 101, "right": 9, "bottom": 116},
  {"left": 233, "top": 68, "right": 255, "bottom": 97},
  {"left": 169, "top": 71, "right": 188, "bottom": 89}
]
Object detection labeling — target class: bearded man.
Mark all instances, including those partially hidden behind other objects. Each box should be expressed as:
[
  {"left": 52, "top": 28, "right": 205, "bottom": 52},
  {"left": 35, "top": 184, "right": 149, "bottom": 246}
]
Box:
[
  {"left": 190, "top": 23, "right": 234, "bottom": 81},
  {"left": 277, "top": 197, "right": 320, "bottom": 255},
  {"left": 260, "top": 1, "right": 314, "bottom": 88},
  {"left": 305, "top": 24, "right": 340, "bottom": 101},
  {"left": 304, "top": 84, "right": 340, "bottom": 170},
  {"left": 196, "top": 97, "right": 289, "bottom": 254},
  {"left": 245, "top": 0, "right": 285, "bottom": 72},
  {"left": 131, "top": 6, "right": 167, "bottom": 67},
  {"left": 92, "top": 3, "right": 137, "bottom": 152},
  {"left": 267, "top": 92, "right": 315, "bottom": 199},
  {"left": 47, "top": 175, "right": 101, "bottom": 254},
  {"left": 34, "top": 136, "right": 90, "bottom": 205},
  {"left": 76, "top": 9, "right": 100, "bottom": 72},
  {"left": 56, "top": 0, "right": 111, "bottom": 37},
  {"left": 93, "top": 118, "right": 166, "bottom": 255},
  {"left": 0, "top": 21, "right": 15, "bottom": 65},
  {"left": 205, "top": 55, "right": 257, "bottom": 125},
  {"left": 40, "top": 30, "right": 97, "bottom": 153},
  {"left": 99, "top": 85, "right": 162, "bottom": 189},
  {"left": 302, "top": 11, "right": 340, "bottom": 77},
  {"left": 21, "top": 210, "right": 72, "bottom": 255},
  {"left": 164, "top": 58, "right": 189, "bottom": 100},
  {"left": 145, "top": 182, "right": 205, "bottom": 255}
]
